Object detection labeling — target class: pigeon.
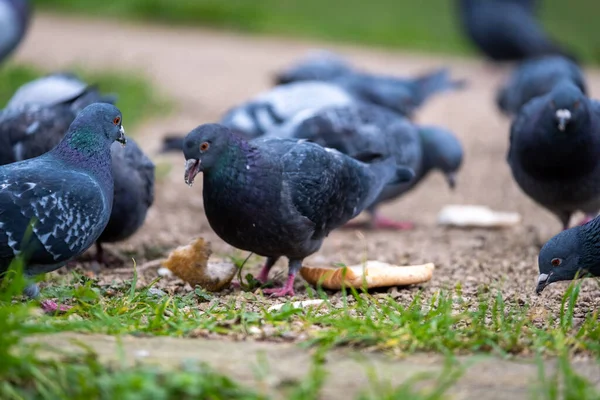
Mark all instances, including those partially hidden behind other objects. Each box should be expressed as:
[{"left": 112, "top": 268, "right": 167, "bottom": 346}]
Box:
[
  {"left": 0, "top": 103, "right": 126, "bottom": 297},
  {"left": 220, "top": 81, "right": 356, "bottom": 138},
  {"left": 182, "top": 123, "right": 415, "bottom": 296},
  {"left": 95, "top": 138, "right": 155, "bottom": 263},
  {"left": 274, "top": 50, "right": 353, "bottom": 85},
  {"left": 0, "top": 73, "right": 153, "bottom": 263},
  {"left": 497, "top": 56, "right": 587, "bottom": 116},
  {"left": 458, "top": 0, "right": 577, "bottom": 62},
  {"left": 274, "top": 51, "right": 466, "bottom": 117},
  {"left": 329, "top": 69, "right": 466, "bottom": 118},
  {"left": 0, "top": 73, "right": 117, "bottom": 165},
  {"left": 507, "top": 80, "right": 600, "bottom": 230},
  {"left": 536, "top": 217, "right": 600, "bottom": 294},
  {"left": 0, "top": 0, "right": 31, "bottom": 63},
  {"left": 266, "top": 104, "right": 463, "bottom": 229}
]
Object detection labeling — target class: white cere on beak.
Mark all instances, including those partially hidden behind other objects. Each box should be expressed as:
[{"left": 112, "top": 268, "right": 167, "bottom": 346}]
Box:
[
  {"left": 120, "top": 125, "right": 126, "bottom": 135},
  {"left": 537, "top": 273, "right": 549, "bottom": 284},
  {"left": 555, "top": 109, "right": 572, "bottom": 120}
]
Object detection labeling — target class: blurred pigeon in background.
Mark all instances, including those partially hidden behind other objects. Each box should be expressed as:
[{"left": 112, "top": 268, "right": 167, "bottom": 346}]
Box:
[
  {"left": 536, "top": 217, "right": 600, "bottom": 294},
  {"left": 507, "top": 81, "right": 600, "bottom": 230},
  {"left": 182, "top": 123, "right": 415, "bottom": 296},
  {"left": 497, "top": 56, "right": 587, "bottom": 116},
  {"left": 0, "top": 73, "right": 117, "bottom": 165},
  {"left": 0, "top": 0, "right": 31, "bottom": 63},
  {"left": 0, "top": 104, "right": 126, "bottom": 297},
  {"left": 95, "top": 138, "right": 155, "bottom": 264},
  {"left": 274, "top": 49, "right": 353, "bottom": 84},
  {"left": 458, "top": 0, "right": 577, "bottom": 62},
  {"left": 267, "top": 104, "right": 462, "bottom": 229}
]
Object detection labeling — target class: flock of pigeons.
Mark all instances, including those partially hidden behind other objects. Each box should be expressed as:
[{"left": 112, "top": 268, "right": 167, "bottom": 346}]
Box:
[{"left": 0, "top": 0, "right": 598, "bottom": 300}]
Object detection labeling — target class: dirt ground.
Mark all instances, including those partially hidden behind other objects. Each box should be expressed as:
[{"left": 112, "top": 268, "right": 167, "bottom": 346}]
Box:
[{"left": 14, "top": 13, "right": 600, "bottom": 338}]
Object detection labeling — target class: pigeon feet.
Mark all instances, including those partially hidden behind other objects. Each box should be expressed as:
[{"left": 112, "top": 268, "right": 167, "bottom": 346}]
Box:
[
  {"left": 577, "top": 215, "right": 595, "bottom": 226},
  {"left": 372, "top": 215, "right": 415, "bottom": 230},
  {"left": 262, "top": 274, "right": 296, "bottom": 297},
  {"left": 256, "top": 265, "right": 271, "bottom": 284},
  {"left": 40, "top": 300, "right": 72, "bottom": 314}
]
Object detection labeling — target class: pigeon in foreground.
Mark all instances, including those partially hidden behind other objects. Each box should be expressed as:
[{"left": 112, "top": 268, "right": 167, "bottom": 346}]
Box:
[
  {"left": 497, "top": 56, "right": 587, "bottom": 116},
  {"left": 182, "top": 123, "right": 415, "bottom": 297},
  {"left": 507, "top": 81, "right": 600, "bottom": 230},
  {"left": 536, "top": 217, "right": 600, "bottom": 294},
  {"left": 95, "top": 138, "right": 155, "bottom": 263},
  {"left": 0, "top": 103, "right": 126, "bottom": 297},
  {"left": 458, "top": 0, "right": 577, "bottom": 62},
  {"left": 0, "top": 73, "right": 117, "bottom": 165},
  {"left": 0, "top": 0, "right": 30, "bottom": 63},
  {"left": 266, "top": 104, "right": 462, "bottom": 229}
]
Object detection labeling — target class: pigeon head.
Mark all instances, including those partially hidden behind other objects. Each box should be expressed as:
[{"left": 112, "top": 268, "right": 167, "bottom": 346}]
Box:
[
  {"left": 536, "top": 226, "right": 585, "bottom": 294},
  {"left": 419, "top": 127, "right": 463, "bottom": 189},
  {"left": 546, "top": 81, "right": 587, "bottom": 132},
  {"left": 183, "top": 123, "right": 233, "bottom": 186},
  {"left": 58, "top": 103, "right": 126, "bottom": 158}
]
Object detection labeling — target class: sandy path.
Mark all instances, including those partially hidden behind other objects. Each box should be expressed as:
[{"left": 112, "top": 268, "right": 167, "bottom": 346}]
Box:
[{"left": 13, "top": 11, "right": 600, "bottom": 309}]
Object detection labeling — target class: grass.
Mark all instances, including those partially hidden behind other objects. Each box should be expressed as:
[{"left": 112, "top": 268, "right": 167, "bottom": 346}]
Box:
[
  {"left": 34, "top": 0, "right": 600, "bottom": 64},
  {"left": 1, "top": 264, "right": 597, "bottom": 398},
  {"left": 0, "top": 63, "right": 169, "bottom": 129}
]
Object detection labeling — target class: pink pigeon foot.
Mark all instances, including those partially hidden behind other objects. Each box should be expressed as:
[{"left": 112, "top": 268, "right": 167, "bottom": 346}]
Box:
[
  {"left": 577, "top": 215, "right": 595, "bottom": 226},
  {"left": 261, "top": 274, "right": 296, "bottom": 297},
  {"left": 40, "top": 300, "right": 72, "bottom": 314},
  {"left": 372, "top": 215, "right": 415, "bottom": 230}
]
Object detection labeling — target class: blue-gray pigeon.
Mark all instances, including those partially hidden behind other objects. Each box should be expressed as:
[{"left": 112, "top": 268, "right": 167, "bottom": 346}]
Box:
[
  {"left": 266, "top": 104, "right": 463, "bottom": 229},
  {"left": 0, "top": 103, "right": 126, "bottom": 297},
  {"left": 507, "top": 81, "right": 600, "bottom": 231},
  {"left": 0, "top": 0, "right": 30, "bottom": 63},
  {"left": 497, "top": 56, "right": 587, "bottom": 116},
  {"left": 457, "top": 0, "right": 577, "bottom": 62},
  {"left": 182, "top": 123, "right": 415, "bottom": 296},
  {"left": 536, "top": 217, "right": 600, "bottom": 294}
]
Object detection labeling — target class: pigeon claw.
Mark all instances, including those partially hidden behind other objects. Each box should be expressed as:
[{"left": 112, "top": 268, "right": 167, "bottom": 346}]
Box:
[{"left": 262, "top": 286, "right": 295, "bottom": 297}]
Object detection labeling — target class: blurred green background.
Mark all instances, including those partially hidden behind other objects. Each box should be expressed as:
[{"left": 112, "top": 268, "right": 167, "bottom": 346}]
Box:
[{"left": 35, "top": 0, "right": 600, "bottom": 64}]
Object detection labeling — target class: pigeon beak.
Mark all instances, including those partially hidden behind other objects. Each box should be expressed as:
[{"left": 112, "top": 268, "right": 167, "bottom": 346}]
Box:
[
  {"left": 445, "top": 172, "right": 457, "bottom": 190},
  {"left": 184, "top": 158, "right": 201, "bottom": 187},
  {"left": 535, "top": 272, "right": 551, "bottom": 294},
  {"left": 555, "top": 109, "right": 571, "bottom": 132},
  {"left": 116, "top": 125, "right": 127, "bottom": 146}
]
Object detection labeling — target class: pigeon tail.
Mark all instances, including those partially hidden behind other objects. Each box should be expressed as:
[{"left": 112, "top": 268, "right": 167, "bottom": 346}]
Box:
[
  {"left": 362, "top": 157, "right": 414, "bottom": 210},
  {"left": 414, "top": 68, "right": 467, "bottom": 104}
]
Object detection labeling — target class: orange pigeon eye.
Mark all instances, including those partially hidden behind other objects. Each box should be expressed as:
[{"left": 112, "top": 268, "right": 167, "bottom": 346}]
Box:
[
  {"left": 200, "top": 142, "right": 210, "bottom": 151},
  {"left": 113, "top": 116, "right": 121, "bottom": 125},
  {"left": 551, "top": 258, "right": 562, "bottom": 267}
]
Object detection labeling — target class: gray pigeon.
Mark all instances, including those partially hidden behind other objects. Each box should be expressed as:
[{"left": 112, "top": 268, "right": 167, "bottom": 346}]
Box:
[
  {"left": 0, "top": 0, "right": 30, "bottom": 63},
  {"left": 220, "top": 81, "right": 356, "bottom": 138},
  {"left": 266, "top": 104, "right": 462, "bottom": 229},
  {"left": 458, "top": 0, "right": 577, "bottom": 62},
  {"left": 497, "top": 56, "right": 587, "bottom": 116},
  {"left": 0, "top": 73, "right": 117, "bottom": 165},
  {"left": 95, "top": 138, "right": 155, "bottom": 263},
  {"left": 274, "top": 51, "right": 466, "bottom": 118},
  {"left": 182, "top": 123, "right": 415, "bottom": 297},
  {"left": 507, "top": 80, "right": 600, "bottom": 230},
  {"left": 274, "top": 50, "right": 353, "bottom": 84},
  {"left": 0, "top": 103, "right": 126, "bottom": 297},
  {"left": 0, "top": 73, "right": 153, "bottom": 263},
  {"left": 536, "top": 217, "right": 600, "bottom": 294}
]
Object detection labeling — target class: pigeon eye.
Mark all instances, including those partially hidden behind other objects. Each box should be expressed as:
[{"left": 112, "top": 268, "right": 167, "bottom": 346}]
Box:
[
  {"left": 551, "top": 258, "right": 562, "bottom": 267},
  {"left": 113, "top": 116, "right": 121, "bottom": 125},
  {"left": 200, "top": 142, "right": 210, "bottom": 152}
]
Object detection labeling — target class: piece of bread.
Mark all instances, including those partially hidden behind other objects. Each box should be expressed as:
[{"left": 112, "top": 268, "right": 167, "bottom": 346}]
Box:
[
  {"left": 437, "top": 205, "right": 521, "bottom": 228},
  {"left": 162, "top": 238, "right": 237, "bottom": 292},
  {"left": 300, "top": 261, "right": 434, "bottom": 290}
]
